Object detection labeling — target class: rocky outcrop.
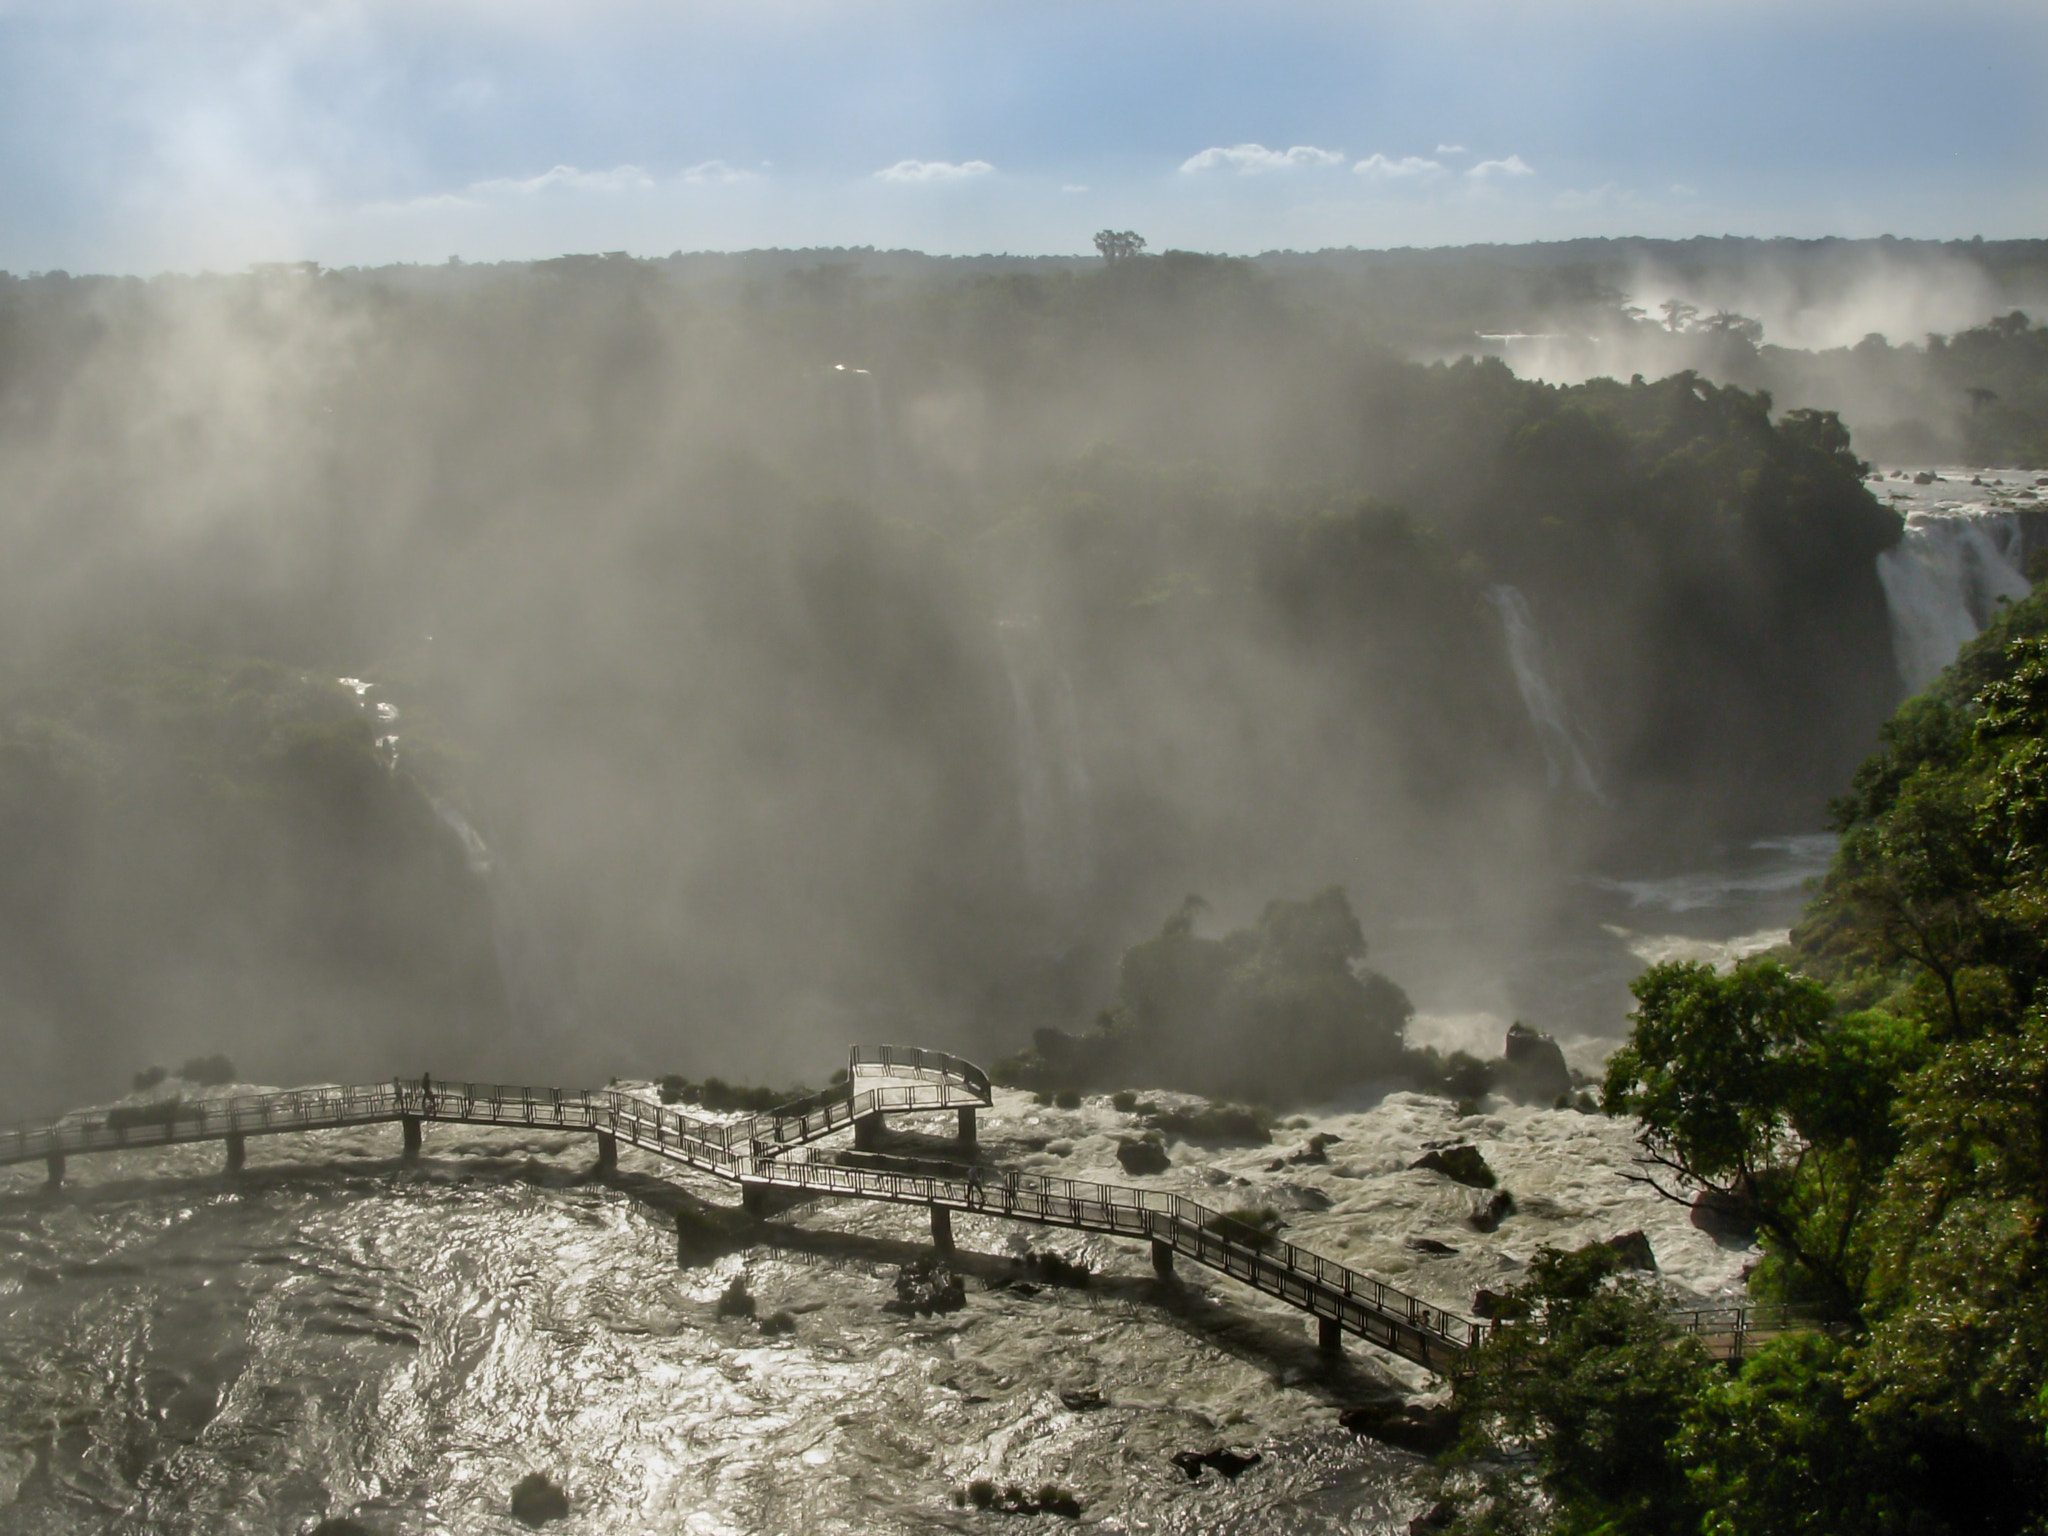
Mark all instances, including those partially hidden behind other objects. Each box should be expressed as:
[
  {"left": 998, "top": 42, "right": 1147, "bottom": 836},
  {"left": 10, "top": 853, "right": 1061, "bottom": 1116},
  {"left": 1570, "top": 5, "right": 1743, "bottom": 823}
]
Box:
[
  {"left": 889, "top": 1256, "right": 966, "bottom": 1315},
  {"left": 510, "top": 1473, "right": 570, "bottom": 1526},
  {"left": 1495, "top": 1022, "right": 1574, "bottom": 1104},
  {"left": 1340, "top": 1401, "right": 1460, "bottom": 1455},
  {"left": 1411, "top": 1144, "right": 1497, "bottom": 1188}
]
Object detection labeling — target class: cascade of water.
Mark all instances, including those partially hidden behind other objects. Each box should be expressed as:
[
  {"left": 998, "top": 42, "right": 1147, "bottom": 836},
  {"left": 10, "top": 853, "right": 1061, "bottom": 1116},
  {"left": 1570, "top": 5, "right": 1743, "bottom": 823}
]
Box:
[
  {"left": 825, "top": 362, "right": 888, "bottom": 487},
  {"left": 1876, "top": 509, "right": 2030, "bottom": 694},
  {"left": 1484, "top": 585, "right": 1601, "bottom": 797},
  {"left": 430, "top": 797, "right": 555, "bottom": 1030},
  {"left": 995, "top": 618, "right": 1094, "bottom": 900}
]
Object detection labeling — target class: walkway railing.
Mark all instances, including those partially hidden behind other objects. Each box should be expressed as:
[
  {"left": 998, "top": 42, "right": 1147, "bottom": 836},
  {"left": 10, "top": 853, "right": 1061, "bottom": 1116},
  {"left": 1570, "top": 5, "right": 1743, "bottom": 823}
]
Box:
[{"left": 2, "top": 1047, "right": 1491, "bottom": 1371}]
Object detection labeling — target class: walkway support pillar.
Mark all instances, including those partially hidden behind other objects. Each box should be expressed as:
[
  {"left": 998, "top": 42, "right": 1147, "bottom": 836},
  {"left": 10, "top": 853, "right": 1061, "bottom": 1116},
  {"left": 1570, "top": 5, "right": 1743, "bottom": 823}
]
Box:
[
  {"left": 957, "top": 1105, "right": 977, "bottom": 1147},
  {"left": 930, "top": 1205, "right": 954, "bottom": 1254},
  {"left": 595, "top": 1132, "right": 618, "bottom": 1174},
  {"left": 44, "top": 1153, "right": 63, "bottom": 1188},
  {"left": 1151, "top": 1239, "right": 1175, "bottom": 1280},
  {"left": 401, "top": 1116, "right": 422, "bottom": 1159},
  {"left": 225, "top": 1134, "right": 246, "bottom": 1172},
  {"left": 1318, "top": 1316, "right": 1343, "bottom": 1355},
  {"left": 741, "top": 1180, "right": 768, "bottom": 1217},
  {"left": 854, "top": 1113, "right": 883, "bottom": 1152}
]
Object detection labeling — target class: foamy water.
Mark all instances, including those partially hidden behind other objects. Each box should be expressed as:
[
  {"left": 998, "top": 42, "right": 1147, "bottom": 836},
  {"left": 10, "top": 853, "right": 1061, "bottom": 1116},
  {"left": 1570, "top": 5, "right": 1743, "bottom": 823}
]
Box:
[{"left": 0, "top": 1080, "right": 1752, "bottom": 1533}]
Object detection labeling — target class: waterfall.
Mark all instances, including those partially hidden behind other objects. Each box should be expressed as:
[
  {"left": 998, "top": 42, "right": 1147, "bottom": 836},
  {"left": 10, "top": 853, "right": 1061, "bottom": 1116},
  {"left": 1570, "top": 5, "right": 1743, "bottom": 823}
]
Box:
[
  {"left": 430, "top": 797, "right": 557, "bottom": 1031},
  {"left": 825, "top": 363, "right": 889, "bottom": 487},
  {"left": 995, "top": 618, "right": 1094, "bottom": 901},
  {"left": 1485, "top": 585, "right": 1601, "bottom": 797},
  {"left": 1876, "top": 509, "right": 2030, "bottom": 694}
]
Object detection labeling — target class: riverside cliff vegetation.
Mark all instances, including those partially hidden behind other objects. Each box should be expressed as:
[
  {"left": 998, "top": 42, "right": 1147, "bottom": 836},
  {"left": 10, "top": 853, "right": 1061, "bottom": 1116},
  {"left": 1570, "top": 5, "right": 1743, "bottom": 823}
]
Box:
[
  {"left": 0, "top": 243, "right": 1961, "bottom": 1112},
  {"left": 1437, "top": 584, "right": 2048, "bottom": 1535}
]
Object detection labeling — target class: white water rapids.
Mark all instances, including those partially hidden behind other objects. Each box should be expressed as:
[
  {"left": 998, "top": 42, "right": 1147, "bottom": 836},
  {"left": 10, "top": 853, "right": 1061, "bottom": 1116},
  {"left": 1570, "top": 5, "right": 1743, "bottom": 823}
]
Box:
[{"left": 0, "top": 1079, "right": 1754, "bottom": 1534}]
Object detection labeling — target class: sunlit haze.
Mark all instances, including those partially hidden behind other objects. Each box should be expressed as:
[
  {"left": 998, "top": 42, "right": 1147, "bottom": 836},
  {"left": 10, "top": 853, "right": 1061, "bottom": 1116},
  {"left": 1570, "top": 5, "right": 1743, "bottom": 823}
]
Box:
[{"left": 2, "top": 0, "right": 2044, "bottom": 272}]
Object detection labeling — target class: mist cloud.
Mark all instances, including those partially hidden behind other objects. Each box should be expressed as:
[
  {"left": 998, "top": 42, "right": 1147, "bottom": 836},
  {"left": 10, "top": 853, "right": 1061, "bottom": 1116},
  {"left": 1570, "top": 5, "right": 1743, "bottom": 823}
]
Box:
[
  {"left": 875, "top": 158, "right": 994, "bottom": 183},
  {"left": 472, "top": 164, "right": 656, "bottom": 196},
  {"left": 1180, "top": 144, "right": 1347, "bottom": 174},
  {"left": 1469, "top": 155, "right": 1535, "bottom": 179},
  {"left": 1354, "top": 154, "right": 1444, "bottom": 180}
]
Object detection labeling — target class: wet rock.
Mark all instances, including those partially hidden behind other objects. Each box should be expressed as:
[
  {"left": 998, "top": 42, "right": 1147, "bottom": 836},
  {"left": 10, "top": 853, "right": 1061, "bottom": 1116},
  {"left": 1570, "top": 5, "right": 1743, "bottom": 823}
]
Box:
[
  {"left": 1495, "top": 1023, "right": 1573, "bottom": 1105},
  {"left": 310, "top": 1521, "right": 376, "bottom": 1536},
  {"left": 1410, "top": 1145, "right": 1496, "bottom": 1189},
  {"left": 1277, "top": 1183, "right": 1334, "bottom": 1212},
  {"left": 1410, "top": 1499, "right": 1459, "bottom": 1532},
  {"left": 1058, "top": 1388, "right": 1108, "bottom": 1411},
  {"left": 1691, "top": 1183, "right": 1758, "bottom": 1242},
  {"left": 714, "top": 1274, "right": 755, "bottom": 1320},
  {"left": 1599, "top": 1230, "right": 1657, "bottom": 1271},
  {"left": 1286, "top": 1132, "right": 1340, "bottom": 1165},
  {"left": 1470, "top": 1287, "right": 1511, "bottom": 1319},
  {"left": 1407, "top": 1237, "right": 1458, "bottom": 1255},
  {"left": 509, "top": 1472, "right": 570, "bottom": 1526},
  {"left": 1016, "top": 1249, "right": 1093, "bottom": 1286},
  {"left": 958, "top": 1479, "right": 1084, "bottom": 1517},
  {"left": 1115, "top": 1133, "right": 1170, "bottom": 1176},
  {"left": 888, "top": 1255, "right": 966, "bottom": 1315},
  {"left": 757, "top": 1309, "right": 797, "bottom": 1336},
  {"left": 1467, "top": 1189, "right": 1516, "bottom": 1232},
  {"left": 1170, "top": 1448, "right": 1263, "bottom": 1481},
  {"left": 1340, "top": 1401, "right": 1460, "bottom": 1456}
]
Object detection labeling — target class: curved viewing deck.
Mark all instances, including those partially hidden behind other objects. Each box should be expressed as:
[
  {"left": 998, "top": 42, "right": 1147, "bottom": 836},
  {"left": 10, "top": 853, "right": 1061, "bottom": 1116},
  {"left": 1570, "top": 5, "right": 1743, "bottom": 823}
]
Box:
[{"left": 0, "top": 1046, "right": 1801, "bottom": 1372}]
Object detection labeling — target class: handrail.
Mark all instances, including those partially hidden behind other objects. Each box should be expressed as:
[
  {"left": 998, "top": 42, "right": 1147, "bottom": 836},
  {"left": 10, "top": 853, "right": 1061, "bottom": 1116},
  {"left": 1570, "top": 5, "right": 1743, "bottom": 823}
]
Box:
[{"left": 0, "top": 1048, "right": 1491, "bottom": 1366}]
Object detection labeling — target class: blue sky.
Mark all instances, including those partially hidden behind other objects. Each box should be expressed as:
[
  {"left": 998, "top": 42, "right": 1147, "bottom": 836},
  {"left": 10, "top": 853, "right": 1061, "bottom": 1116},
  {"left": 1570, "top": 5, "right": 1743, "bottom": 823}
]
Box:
[{"left": 2, "top": 0, "right": 2044, "bottom": 272}]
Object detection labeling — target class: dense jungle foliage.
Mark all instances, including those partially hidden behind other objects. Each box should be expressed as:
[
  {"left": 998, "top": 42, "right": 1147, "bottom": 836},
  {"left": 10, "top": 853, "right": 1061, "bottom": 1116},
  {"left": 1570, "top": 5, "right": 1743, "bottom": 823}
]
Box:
[{"left": 1441, "top": 586, "right": 2048, "bottom": 1535}]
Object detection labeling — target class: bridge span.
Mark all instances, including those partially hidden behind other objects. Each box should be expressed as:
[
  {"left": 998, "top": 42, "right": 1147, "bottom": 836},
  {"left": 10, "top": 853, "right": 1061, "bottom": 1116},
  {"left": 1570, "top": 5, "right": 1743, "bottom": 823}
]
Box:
[{"left": 0, "top": 1046, "right": 1801, "bottom": 1371}]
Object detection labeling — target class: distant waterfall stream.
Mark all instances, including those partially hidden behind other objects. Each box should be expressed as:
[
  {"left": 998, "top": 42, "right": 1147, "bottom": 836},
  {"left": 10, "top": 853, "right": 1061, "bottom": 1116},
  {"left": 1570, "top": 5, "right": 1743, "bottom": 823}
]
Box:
[
  {"left": 430, "top": 797, "right": 556, "bottom": 1030},
  {"left": 1485, "top": 585, "right": 1601, "bottom": 797},
  {"left": 1876, "top": 509, "right": 2030, "bottom": 694},
  {"left": 995, "top": 618, "right": 1094, "bottom": 901}
]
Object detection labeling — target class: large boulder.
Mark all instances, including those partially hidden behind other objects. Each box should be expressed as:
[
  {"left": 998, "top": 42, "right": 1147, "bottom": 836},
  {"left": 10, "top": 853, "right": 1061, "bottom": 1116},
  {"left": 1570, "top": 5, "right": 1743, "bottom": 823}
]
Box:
[
  {"left": 1115, "top": 1133, "right": 1170, "bottom": 1176},
  {"left": 1340, "top": 1401, "right": 1460, "bottom": 1455},
  {"left": 510, "top": 1473, "right": 570, "bottom": 1527},
  {"left": 1691, "top": 1182, "right": 1759, "bottom": 1242},
  {"left": 888, "top": 1256, "right": 966, "bottom": 1315},
  {"left": 1494, "top": 1022, "right": 1573, "bottom": 1104},
  {"left": 1410, "top": 1144, "right": 1497, "bottom": 1188}
]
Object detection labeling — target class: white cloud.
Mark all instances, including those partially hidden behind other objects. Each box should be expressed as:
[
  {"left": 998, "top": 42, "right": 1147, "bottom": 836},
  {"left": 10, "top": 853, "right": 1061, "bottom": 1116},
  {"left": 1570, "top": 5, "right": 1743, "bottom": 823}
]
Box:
[
  {"left": 875, "top": 158, "right": 994, "bottom": 183},
  {"left": 470, "top": 163, "right": 655, "bottom": 196},
  {"left": 1354, "top": 153, "right": 1444, "bottom": 180},
  {"left": 1179, "top": 143, "right": 1346, "bottom": 175},
  {"left": 1061, "top": 184, "right": 1089, "bottom": 193},
  {"left": 1467, "top": 154, "right": 1535, "bottom": 179},
  {"left": 1435, "top": 144, "right": 1468, "bottom": 156}
]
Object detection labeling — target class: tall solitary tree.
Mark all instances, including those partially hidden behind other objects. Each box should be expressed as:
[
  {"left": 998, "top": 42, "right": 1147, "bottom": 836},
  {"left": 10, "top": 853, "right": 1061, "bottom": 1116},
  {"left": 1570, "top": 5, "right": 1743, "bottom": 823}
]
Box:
[{"left": 1093, "top": 229, "right": 1147, "bottom": 264}]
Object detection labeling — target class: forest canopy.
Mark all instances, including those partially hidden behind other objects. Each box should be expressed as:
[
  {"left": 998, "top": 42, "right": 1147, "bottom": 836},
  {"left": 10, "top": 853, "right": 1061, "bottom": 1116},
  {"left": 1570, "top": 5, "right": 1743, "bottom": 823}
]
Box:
[{"left": 1442, "top": 580, "right": 2048, "bottom": 1536}]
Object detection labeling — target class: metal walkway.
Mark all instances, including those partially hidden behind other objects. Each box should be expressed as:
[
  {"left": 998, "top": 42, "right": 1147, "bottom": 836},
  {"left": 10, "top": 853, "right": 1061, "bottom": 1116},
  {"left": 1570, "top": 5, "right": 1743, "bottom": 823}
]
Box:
[{"left": 2, "top": 1045, "right": 1485, "bottom": 1369}]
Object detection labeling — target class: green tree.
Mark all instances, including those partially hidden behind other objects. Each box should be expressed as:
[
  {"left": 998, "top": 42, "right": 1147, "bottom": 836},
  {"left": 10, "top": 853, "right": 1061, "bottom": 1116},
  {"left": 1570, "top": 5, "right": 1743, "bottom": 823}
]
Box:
[
  {"left": 1092, "top": 229, "right": 1147, "bottom": 264},
  {"left": 1603, "top": 960, "right": 1916, "bottom": 1310}
]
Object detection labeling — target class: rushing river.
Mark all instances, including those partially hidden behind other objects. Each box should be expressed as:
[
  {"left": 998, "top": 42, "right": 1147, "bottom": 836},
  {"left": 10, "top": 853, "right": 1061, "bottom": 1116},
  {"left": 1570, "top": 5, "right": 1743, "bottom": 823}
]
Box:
[{"left": 0, "top": 1063, "right": 1759, "bottom": 1535}]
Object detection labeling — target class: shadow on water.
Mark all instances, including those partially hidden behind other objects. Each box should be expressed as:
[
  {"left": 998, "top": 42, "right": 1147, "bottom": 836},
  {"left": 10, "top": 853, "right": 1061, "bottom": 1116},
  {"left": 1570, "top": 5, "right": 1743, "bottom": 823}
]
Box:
[{"left": 4, "top": 1141, "right": 1411, "bottom": 1399}]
